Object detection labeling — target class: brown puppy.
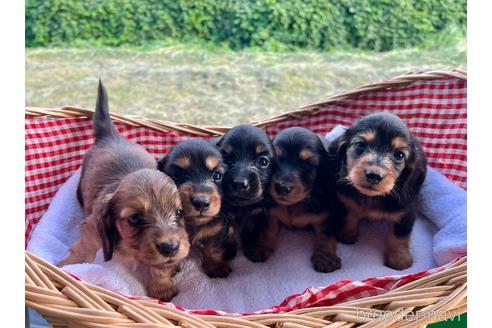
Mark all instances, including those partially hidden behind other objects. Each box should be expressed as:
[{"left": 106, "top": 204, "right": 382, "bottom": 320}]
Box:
[
  {"left": 242, "top": 127, "right": 341, "bottom": 272},
  {"left": 329, "top": 112, "right": 427, "bottom": 270},
  {"left": 58, "top": 81, "right": 190, "bottom": 301},
  {"left": 158, "top": 139, "right": 237, "bottom": 278}
]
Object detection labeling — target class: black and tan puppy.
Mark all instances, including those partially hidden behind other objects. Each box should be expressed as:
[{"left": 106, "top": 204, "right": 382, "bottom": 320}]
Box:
[
  {"left": 241, "top": 127, "right": 341, "bottom": 272},
  {"left": 158, "top": 139, "right": 237, "bottom": 278},
  {"left": 58, "top": 81, "right": 190, "bottom": 301},
  {"left": 213, "top": 125, "right": 275, "bottom": 257},
  {"left": 329, "top": 112, "right": 427, "bottom": 270},
  {"left": 216, "top": 125, "right": 274, "bottom": 210}
]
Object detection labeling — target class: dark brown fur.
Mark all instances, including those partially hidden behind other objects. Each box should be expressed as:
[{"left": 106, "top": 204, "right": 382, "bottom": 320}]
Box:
[
  {"left": 58, "top": 81, "right": 190, "bottom": 300},
  {"left": 158, "top": 139, "right": 237, "bottom": 278},
  {"left": 329, "top": 112, "right": 427, "bottom": 270}
]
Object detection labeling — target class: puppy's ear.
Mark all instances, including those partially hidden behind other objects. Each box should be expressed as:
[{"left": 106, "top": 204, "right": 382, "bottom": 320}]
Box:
[
  {"left": 400, "top": 136, "right": 427, "bottom": 200},
  {"left": 95, "top": 192, "right": 120, "bottom": 261},
  {"left": 157, "top": 156, "right": 168, "bottom": 172},
  {"left": 318, "top": 134, "right": 331, "bottom": 152},
  {"left": 327, "top": 133, "right": 349, "bottom": 161},
  {"left": 312, "top": 142, "right": 330, "bottom": 189},
  {"left": 209, "top": 136, "right": 222, "bottom": 148}
]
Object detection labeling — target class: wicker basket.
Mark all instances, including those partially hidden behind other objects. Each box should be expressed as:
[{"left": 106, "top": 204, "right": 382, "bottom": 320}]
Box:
[{"left": 25, "top": 69, "right": 467, "bottom": 327}]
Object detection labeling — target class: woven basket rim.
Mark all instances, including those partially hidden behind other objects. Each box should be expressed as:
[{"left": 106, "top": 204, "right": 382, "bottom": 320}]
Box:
[
  {"left": 26, "top": 252, "right": 467, "bottom": 327},
  {"left": 25, "top": 68, "right": 467, "bottom": 327},
  {"left": 25, "top": 69, "right": 467, "bottom": 136}
]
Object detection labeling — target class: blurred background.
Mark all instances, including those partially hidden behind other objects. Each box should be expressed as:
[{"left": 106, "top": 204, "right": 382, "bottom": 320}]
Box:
[{"left": 25, "top": 0, "right": 466, "bottom": 126}]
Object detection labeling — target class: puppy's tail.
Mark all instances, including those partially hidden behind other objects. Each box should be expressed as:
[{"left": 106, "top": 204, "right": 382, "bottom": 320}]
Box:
[{"left": 93, "top": 79, "right": 118, "bottom": 141}]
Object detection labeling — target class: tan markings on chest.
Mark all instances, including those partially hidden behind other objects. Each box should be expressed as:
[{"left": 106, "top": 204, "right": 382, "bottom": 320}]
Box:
[
  {"left": 270, "top": 204, "right": 327, "bottom": 228},
  {"left": 339, "top": 194, "right": 403, "bottom": 222},
  {"left": 192, "top": 222, "right": 223, "bottom": 244}
]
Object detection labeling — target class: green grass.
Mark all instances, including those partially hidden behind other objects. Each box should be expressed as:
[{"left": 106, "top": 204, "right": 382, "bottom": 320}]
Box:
[{"left": 26, "top": 39, "right": 466, "bottom": 126}]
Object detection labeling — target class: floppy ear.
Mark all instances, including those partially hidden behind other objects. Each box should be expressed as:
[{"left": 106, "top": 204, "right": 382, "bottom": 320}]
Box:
[
  {"left": 312, "top": 142, "right": 331, "bottom": 196},
  {"left": 310, "top": 134, "right": 329, "bottom": 168},
  {"left": 305, "top": 134, "right": 336, "bottom": 208},
  {"left": 209, "top": 136, "right": 223, "bottom": 148},
  {"left": 95, "top": 191, "right": 120, "bottom": 261},
  {"left": 400, "top": 136, "right": 427, "bottom": 200},
  {"left": 157, "top": 155, "right": 168, "bottom": 172},
  {"left": 327, "top": 133, "right": 349, "bottom": 162}
]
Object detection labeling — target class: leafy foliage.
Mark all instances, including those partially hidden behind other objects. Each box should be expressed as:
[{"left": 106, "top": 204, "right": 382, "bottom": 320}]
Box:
[{"left": 26, "top": 0, "right": 466, "bottom": 51}]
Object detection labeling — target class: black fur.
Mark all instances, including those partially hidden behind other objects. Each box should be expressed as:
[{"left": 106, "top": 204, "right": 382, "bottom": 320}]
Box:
[
  {"left": 393, "top": 213, "right": 416, "bottom": 238},
  {"left": 158, "top": 139, "right": 223, "bottom": 188},
  {"left": 270, "top": 127, "right": 334, "bottom": 213},
  {"left": 158, "top": 139, "right": 237, "bottom": 278},
  {"left": 240, "top": 127, "right": 341, "bottom": 272},
  {"left": 215, "top": 124, "right": 275, "bottom": 222}
]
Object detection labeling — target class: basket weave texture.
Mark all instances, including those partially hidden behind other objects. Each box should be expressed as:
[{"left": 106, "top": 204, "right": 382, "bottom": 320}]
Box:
[{"left": 25, "top": 69, "right": 467, "bottom": 327}]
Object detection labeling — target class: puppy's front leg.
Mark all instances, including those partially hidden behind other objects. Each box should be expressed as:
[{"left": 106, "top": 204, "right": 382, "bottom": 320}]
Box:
[
  {"left": 58, "top": 219, "right": 100, "bottom": 266},
  {"left": 202, "top": 237, "right": 233, "bottom": 278},
  {"left": 384, "top": 213, "right": 415, "bottom": 270},
  {"left": 147, "top": 266, "right": 178, "bottom": 301},
  {"left": 241, "top": 209, "right": 281, "bottom": 263},
  {"left": 337, "top": 210, "right": 360, "bottom": 245},
  {"left": 223, "top": 225, "right": 238, "bottom": 261},
  {"left": 312, "top": 221, "right": 341, "bottom": 273}
]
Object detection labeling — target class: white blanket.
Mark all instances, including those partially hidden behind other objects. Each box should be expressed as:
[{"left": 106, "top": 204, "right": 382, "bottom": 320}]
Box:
[{"left": 27, "top": 127, "right": 467, "bottom": 313}]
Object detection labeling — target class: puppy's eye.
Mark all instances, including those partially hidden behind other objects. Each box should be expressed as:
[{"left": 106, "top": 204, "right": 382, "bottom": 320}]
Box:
[
  {"left": 128, "top": 214, "right": 145, "bottom": 227},
  {"left": 354, "top": 141, "right": 367, "bottom": 149},
  {"left": 257, "top": 156, "right": 270, "bottom": 167},
  {"left": 176, "top": 209, "right": 184, "bottom": 219},
  {"left": 393, "top": 150, "right": 405, "bottom": 162},
  {"left": 212, "top": 171, "right": 222, "bottom": 182}
]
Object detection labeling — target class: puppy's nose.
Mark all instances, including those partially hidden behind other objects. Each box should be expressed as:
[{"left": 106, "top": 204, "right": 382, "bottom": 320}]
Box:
[
  {"left": 158, "top": 240, "right": 180, "bottom": 257},
  {"left": 274, "top": 183, "right": 292, "bottom": 196},
  {"left": 232, "top": 178, "right": 249, "bottom": 191},
  {"left": 365, "top": 171, "right": 384, "bottom": 185},
  {"left": 191, "top": 196, "right": 211, "bottom": 211}
]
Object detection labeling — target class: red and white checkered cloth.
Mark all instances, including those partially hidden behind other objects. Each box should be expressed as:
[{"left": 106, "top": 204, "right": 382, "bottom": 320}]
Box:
[{"left": 25, "top": 78, "right": 466, "bottom": 315}]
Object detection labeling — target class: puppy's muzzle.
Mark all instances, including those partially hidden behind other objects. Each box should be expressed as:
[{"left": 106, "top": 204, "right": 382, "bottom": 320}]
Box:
[
  {"left": 157, "top": 240, "right": 180, "bottom": 257},
  {"left": 191, "top": 195, "right": 211, "bottom": 212},
  {"left": 274, "top": 182, "right": 293, "bottom": 196},
  {"left": 365, "top": 170, "right": 385, "bottom": 185},
  {"left": 232, "top": 178, "right": 250, "bottom": 192},
  {"left": 224, "top": 167, "right": 263, "bottom": 203}
]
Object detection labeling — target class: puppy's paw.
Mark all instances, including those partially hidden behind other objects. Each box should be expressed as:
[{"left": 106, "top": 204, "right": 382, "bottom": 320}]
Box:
[
  {"left": 311, "top": 252, "right": 342, "bottom": 273},
  {"left": 203, "top": 261, "right": 232, "bottom": 279},
  {"left": 57, "top": 258, "right": 71, "bottom": 267},
  {"left": 57, "top": 255, "right": 78, "bottom": 267},
  {"left": 336, "top": 230, "right": 358, "bottom": 245},
  {"left": 149, "top": 284, "right": 178, "bottom": 302},
  {"left": 243, "top": 244, "right": 273, "bottom": 263},
  {"left": 384, "top": 249, "right": 413, "bottom": 270}
]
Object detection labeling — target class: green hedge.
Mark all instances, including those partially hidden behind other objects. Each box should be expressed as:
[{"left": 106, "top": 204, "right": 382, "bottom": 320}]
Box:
[{"left": 26, "top": 0, "right": 466, "bottom": 51}]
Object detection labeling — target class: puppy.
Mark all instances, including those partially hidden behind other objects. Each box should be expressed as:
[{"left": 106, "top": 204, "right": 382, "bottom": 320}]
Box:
[
  {"left": 240, "top": 127, "right": 341, "bottom": 272},
  {"left": 58, "top": 81, "right": 190, "bottom": 301},
  {"left": 213, "top": 125, "right": 275, "bottom": 258},
  {"left": 157, "top": 139, "right": 237, "bottom": 278},
  {"left": 329, "top": 112, "right": 427, "bottom": 270}
]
